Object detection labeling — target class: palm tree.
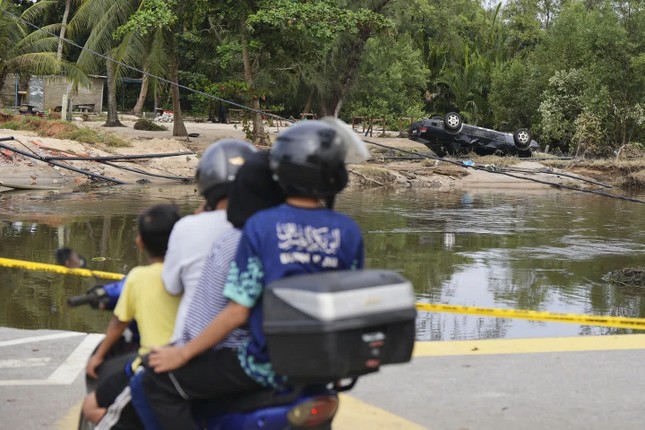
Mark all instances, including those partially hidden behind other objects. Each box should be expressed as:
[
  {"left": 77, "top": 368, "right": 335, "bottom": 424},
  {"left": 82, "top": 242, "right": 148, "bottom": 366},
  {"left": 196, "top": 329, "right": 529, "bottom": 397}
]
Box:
[
  {"left": 70, "top": 0, "right": 189, "bottom": 135},
  {"left": 68, "top": 0, "right": 141, "bottom": 127},
  {"left": 0, "top": 0, "right": 88, "bottom": 107}
]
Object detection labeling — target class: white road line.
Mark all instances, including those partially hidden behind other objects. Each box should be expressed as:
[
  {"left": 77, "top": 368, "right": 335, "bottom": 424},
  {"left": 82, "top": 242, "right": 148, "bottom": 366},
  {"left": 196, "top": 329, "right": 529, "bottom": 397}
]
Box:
[
  {"left": 48, "top": 333, "right": 103, "bottom": 384},
  {"left": 0, "top": 357, "right": 51, "bottom": 368},
  {"left": 0, "top": 333, "right": 104, "bottom": 386},
  {"left": 0, "top": 332, "right": 84, "bottom": 348}
]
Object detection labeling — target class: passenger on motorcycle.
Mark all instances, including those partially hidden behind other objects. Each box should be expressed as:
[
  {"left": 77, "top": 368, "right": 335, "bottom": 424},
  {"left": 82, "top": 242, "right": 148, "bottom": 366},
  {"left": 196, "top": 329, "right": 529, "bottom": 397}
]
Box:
[
  {"left": 163, "top": 139, "right": 257, "bottom": 344},
  {"left": 96, "top": 139, "right": 258, "bottom": 429},
  {"left": 129, "top": 150, "right": 287, "bottom": 429},
  {"left": 140, "top": 119, "right": 367, "bottom": 430},
  {"left": 81, "top": 204, "right": 181, "bottom": 425}
]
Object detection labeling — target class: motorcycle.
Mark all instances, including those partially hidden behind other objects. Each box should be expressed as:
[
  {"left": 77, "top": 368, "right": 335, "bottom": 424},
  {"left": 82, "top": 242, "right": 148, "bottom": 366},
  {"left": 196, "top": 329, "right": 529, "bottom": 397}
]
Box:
[{"left": 68, "top": 269, "right": 417, "bottom": 430}]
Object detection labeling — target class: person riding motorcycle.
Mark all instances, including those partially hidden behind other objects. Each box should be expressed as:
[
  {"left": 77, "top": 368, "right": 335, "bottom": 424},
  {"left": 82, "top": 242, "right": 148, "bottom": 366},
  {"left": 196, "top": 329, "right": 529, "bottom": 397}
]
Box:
[
  {"left": 138, "top": 119, "right": 368, "bottom": 430},
  {"left": 164, "top": 139, "right": 257, "bottom": 344}
]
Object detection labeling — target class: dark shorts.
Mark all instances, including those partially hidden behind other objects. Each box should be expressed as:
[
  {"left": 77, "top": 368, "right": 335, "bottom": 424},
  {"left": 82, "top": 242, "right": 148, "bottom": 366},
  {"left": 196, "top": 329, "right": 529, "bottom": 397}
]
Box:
[{"left": 94, "top": 352, "right": 137, "bottom": 407}]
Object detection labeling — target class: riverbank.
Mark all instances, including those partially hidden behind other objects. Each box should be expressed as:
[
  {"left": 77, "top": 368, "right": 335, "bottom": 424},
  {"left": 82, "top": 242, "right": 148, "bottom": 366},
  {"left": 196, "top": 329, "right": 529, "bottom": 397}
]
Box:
[{"left": 0, "top": 116, "right": 643, "bottom": 193}]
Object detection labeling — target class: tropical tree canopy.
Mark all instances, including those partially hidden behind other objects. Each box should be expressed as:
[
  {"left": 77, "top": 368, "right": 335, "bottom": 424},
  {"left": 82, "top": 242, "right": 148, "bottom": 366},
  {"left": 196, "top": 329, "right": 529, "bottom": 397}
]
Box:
[{"left": 1, "top": 0, "right": 643, "bottom": 152}]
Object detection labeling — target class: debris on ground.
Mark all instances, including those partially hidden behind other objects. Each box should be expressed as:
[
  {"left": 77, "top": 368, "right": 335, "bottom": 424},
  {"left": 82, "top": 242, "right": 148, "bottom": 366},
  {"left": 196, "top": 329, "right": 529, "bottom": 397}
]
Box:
[
  {"left": 605, "top": 267, "right": 645, "bottom": 292},
  {"left": 133, "top": 119, "right": 167, "bottom": 131}
]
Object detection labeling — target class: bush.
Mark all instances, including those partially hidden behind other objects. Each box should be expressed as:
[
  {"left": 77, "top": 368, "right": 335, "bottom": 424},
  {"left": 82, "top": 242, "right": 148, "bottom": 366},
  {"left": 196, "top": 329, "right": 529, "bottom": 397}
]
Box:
[{"left": 133, "top": 119, "right": 167, "bottom": 131}]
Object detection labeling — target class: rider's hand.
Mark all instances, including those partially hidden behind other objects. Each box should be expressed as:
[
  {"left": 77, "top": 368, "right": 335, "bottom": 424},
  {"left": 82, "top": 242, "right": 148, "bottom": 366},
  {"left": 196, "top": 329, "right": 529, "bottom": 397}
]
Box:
[
  {"left": 148, "top": 345, "right": 189, "bottom": 373},
  {"left": 86, "top": 354, "right": 103, "bottom": 379}
]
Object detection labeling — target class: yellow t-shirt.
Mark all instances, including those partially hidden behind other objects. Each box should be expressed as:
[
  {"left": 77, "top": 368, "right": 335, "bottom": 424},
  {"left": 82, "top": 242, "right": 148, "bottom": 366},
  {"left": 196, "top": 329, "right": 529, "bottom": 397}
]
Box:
[{"left": 114, "top": 262, "right": 181, "bottom": 356}]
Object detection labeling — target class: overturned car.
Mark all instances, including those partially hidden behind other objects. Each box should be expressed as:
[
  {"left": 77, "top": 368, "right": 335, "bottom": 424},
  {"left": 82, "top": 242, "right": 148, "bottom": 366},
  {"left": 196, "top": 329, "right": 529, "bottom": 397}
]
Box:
[{"left": 408, "top": 112, "right": 539, "bottom": 157}]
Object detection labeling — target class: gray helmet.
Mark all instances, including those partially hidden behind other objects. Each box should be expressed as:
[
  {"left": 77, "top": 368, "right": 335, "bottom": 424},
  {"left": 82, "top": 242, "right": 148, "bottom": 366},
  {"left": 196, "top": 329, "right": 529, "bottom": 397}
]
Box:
[
  {"left": 196, "top": 139, "right": 257, "bottom": 196},
  {"left": 269, "top": 121, "right": 348, "bottom": 199}
]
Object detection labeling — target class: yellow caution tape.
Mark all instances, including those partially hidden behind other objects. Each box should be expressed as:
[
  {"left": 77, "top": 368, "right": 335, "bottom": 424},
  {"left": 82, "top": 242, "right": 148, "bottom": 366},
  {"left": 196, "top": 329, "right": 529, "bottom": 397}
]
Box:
[
  {"left": 416, "top": 303, "right": 645, "bottom": 331},
  {"left": 0, "top": 257, "right": 124, "bottom": 281},
  {"left": 2, "top": 256, "right": 643, "bottom": 330}
]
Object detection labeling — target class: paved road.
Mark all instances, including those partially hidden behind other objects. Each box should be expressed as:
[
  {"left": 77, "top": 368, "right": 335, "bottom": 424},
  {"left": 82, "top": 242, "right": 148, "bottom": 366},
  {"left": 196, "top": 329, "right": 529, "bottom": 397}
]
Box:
[{"left": 1, "top": 327, "right": 644, "bottom": 429}]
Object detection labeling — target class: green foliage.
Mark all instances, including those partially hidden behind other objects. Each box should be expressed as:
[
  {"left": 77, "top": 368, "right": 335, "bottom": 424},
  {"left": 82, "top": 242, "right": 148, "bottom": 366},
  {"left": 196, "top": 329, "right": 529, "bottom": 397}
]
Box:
[
  {"left": 115, "top": 0, "right": 178, "bottom": 38},
  {"left": 8, "top": 0, "right": 644, "bottom": 156},
  {"left": 489, "top": 58, "right": 543, "bottom": 131},
  {"left": 572, "top": 111, "right": 608, "bottom": 157},
  {"left": 537, "top": 68, "right": 599, "bottom": 151},
  {"left": 344, "top": 34, "right": 428, "bottom": 120}
]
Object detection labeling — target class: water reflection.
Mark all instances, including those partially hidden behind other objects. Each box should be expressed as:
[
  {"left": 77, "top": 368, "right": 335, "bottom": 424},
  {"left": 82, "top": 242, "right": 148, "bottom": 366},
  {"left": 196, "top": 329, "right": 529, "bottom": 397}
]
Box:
[
  {"left": 336, "top": 187, "right": 645, "bottom": 340},
  {"left": 1, "top": 185, "right": 644, "bottom": 341}
]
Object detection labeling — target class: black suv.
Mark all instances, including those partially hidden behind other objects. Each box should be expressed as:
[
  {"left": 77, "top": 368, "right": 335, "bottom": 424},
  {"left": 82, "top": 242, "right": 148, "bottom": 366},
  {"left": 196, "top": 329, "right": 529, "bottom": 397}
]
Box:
[{"left": 408, "top": 112, "right": 539, "bottom": 157}]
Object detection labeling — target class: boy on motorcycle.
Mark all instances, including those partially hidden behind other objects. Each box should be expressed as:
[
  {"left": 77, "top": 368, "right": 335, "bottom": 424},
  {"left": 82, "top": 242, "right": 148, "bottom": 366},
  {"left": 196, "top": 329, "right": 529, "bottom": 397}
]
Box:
[
  {"left": 129, "top": 150, "right": 287, "bottom": 429},
  {"left": 142, "top": 119, "right": 367, "bottom": 430},
  {"left": 82, "top": 204, "right": 181, "bottom": 425},
  {"left": 95, "top": 139, "right": 259, "bottom": 429}
]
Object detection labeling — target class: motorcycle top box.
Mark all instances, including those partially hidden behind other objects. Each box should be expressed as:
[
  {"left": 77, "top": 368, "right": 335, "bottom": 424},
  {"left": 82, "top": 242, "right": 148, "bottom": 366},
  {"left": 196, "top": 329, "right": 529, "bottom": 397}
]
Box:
[{"left": 263, "top": 269, "right": 417, "bottom": 382}]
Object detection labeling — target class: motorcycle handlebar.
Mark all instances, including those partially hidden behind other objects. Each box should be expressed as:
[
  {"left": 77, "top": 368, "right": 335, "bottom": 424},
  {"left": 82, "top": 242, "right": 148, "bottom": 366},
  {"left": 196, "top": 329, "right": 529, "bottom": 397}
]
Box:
[{"left": 67, "top": 294, "right": 95, "bottom": 307}]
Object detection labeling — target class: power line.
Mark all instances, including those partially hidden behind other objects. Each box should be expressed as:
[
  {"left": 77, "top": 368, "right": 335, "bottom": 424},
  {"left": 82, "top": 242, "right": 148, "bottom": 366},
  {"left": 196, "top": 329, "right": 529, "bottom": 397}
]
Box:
[{"left": 363, "top": 139, "right": 645, "bottom": 205}]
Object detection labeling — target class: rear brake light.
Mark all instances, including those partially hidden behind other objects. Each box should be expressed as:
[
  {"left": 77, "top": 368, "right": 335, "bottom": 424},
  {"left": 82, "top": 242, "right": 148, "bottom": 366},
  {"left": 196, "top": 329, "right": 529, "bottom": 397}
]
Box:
[
  {"left": 420, "top": 127, "right": 427, "bottom": 132},
  {"left": 287, "top": 395, "right": 339, "bottom": 427}
]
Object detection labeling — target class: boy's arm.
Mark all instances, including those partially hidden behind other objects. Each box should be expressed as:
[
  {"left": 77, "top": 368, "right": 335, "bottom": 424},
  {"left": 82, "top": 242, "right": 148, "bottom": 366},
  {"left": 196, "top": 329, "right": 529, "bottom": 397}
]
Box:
[
  {"left": 147, "top": 301, "right": 249, "bottom": 372},
  {"left": 86, "top": 316, "right": 130, "bottom": 379}
]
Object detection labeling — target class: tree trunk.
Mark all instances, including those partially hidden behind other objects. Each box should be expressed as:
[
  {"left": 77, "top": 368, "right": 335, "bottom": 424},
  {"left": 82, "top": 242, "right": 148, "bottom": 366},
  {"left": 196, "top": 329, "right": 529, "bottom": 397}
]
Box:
[
  {"left": 240, "top": 18, "right": 270, "bottom": 145},
  {"left": 132, "top": 73, "right": 149, "bottom": 117},
  {"left": 104, "top": 57, "right": 123, "bottom": 127},
  {"left": 0, "top": 70, "right": 6, "bottom": 108},
  {"left": 57, "top": 0, "right": 72, "bottom": 61},
  {"left": 170, "top": 59, "right": 187, "bottom": 137},
  {"left": 327, "top": 0, "right": 392, "bottom": 117},
  {"left": 303, "top": 90, "right": 314, "bottom": 114},
  {"left": 327, "top": 37, "right": 367, "bottom": 117}
]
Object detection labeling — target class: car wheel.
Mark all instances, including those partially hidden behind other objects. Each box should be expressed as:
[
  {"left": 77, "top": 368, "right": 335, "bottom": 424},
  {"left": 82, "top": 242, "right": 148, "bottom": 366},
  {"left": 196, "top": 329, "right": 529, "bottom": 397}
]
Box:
[
  {"left": 513, "top": 128, "right": 532, "bottom": 150},
  {"left": 443, "top": 112, "right": 462, "bottom": 132}
]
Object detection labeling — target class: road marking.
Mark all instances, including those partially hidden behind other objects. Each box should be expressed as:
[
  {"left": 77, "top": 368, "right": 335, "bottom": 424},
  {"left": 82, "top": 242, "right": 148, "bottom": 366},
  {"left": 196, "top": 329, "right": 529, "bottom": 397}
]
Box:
[
  {"left": 48, "top": 333, "right": 103, "bottom": 384},
  {"left": 335, "top": 394, "right": 429, "bottom": 430},
  {"left": 57, "top": 395, "right": 429, "bottom": 430},
  {"left": 55, "top": 400, "right": 82, "bottom": 430},
  {"left": 0, "top": 357, "right": 51, "bottom": 368},
  {"left": 0, "top": 333, "right": 103, "bottom": 386},
  {"left": 413, "top": 334, "right": 645, "bottom": 357},
  {"left": 0, "top": 331, "right": 84, "bottom": 348}
]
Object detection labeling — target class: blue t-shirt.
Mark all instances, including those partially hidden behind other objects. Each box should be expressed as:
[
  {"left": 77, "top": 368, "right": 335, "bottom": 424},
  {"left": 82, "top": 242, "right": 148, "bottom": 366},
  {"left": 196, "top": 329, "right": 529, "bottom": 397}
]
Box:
[{"left": 223, "top": 203, "right": 364, "bottom": 388}]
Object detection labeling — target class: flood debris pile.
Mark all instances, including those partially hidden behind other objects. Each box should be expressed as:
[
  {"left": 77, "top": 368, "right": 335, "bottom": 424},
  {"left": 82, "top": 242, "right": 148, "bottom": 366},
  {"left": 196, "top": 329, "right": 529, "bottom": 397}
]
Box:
[
  {"left": 606, "top": 267, "right": 645, "bottom": 291},
  {"left": 133, "top": 119, "right": 167, "bottom": 131}
]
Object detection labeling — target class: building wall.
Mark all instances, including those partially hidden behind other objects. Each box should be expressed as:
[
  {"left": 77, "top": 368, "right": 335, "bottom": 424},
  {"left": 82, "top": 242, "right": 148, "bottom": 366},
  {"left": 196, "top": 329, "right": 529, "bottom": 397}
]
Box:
[
  {"left": 41, "top": 75, "right": 104, "bottom": 111},
  {"left": 0, "top": 75, "right": 19, "bottom": 108},
  {"left": 0, "top": 75, "right": 104, "bottom": 112}
]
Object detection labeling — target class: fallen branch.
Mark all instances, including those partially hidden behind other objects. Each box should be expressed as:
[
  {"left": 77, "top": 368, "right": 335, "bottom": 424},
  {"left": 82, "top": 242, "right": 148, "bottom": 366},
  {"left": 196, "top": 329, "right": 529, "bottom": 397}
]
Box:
[
  {"left": 0, "top": 139, "right": 126, "bottom": 185},
  {"left": 348, "top": 169, "right": 384, "bottom": 186},
  {"left": 43, "top": 151, "right": 194, "bottom": 161}
]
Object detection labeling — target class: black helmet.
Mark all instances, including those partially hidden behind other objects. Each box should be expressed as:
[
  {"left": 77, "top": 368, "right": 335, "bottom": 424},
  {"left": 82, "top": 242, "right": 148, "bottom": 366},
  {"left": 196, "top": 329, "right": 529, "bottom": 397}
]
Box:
[
  {"left": 196, "top": 139, "right": 257, "bottom": 196},
  {"left": 269, "top": 121, "right": 348, "bottom": 199}
]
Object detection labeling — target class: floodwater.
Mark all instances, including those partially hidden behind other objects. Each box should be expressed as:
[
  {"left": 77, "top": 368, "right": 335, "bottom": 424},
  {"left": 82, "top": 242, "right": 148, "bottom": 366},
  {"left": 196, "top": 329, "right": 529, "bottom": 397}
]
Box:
[{"left": 1, "top": 185, "right": 644, "bottom": 340}]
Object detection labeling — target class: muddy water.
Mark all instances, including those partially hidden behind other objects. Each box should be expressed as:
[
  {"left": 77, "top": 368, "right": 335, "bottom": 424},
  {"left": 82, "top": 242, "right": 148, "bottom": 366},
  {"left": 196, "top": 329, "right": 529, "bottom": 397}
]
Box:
[{"left": 1, "top": 185, "right": 644, "bottom": 340}]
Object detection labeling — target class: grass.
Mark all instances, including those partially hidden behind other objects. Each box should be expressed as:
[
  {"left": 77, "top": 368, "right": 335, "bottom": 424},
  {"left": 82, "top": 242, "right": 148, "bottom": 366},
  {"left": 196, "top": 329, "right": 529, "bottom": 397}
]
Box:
[
  {"left": 541, "top": 158, "right": 645, "bottom": 188},
  {"left": 0, "top": 114, "right": 129, "bottom": 147}
]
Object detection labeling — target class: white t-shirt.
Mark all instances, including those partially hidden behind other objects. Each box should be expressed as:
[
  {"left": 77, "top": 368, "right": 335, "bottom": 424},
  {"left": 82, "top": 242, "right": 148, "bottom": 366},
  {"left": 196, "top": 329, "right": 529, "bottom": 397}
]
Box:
[{"left": 163, "top": 209, "right": 232, "bottom": 342}]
